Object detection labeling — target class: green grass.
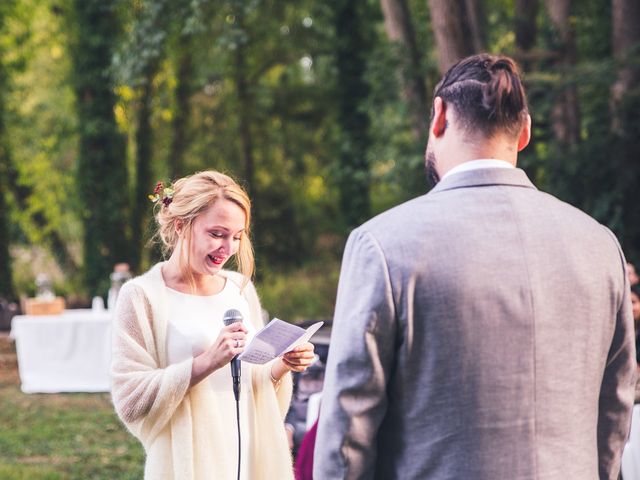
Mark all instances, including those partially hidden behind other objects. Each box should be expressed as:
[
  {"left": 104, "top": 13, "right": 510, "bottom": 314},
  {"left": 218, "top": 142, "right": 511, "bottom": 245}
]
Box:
[{"left": 0, "top": 376, "right": 144, "bottom": 479}]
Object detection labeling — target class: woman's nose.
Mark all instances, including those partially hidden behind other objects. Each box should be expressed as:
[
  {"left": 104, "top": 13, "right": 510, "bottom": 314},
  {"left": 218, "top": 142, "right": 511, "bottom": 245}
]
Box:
[{"left": 220, "top": 237, "right": 232, "bottom": 253}]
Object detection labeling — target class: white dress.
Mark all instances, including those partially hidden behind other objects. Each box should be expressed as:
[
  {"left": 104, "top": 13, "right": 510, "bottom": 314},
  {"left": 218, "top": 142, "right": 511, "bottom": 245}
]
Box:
[{"left": 166, "top": 278, "right": 257, "bottom": 480}]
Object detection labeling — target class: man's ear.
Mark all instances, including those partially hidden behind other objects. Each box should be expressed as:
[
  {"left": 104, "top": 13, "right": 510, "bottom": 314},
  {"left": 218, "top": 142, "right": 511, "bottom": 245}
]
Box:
[
  {"left": 431, "top": 97, "right": 447, "bottom": 138},
  {"left": 517, "top": 114, "right": 531, "bottom": 152}
]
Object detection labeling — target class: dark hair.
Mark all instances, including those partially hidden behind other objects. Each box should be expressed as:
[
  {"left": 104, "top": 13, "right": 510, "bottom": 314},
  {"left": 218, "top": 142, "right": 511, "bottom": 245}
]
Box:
[
  {"left": 631, "top": 283, "right": 640, "bottom": 298},
  {"left": 432, "top": 54, "right": 528, "bottom": 138}
]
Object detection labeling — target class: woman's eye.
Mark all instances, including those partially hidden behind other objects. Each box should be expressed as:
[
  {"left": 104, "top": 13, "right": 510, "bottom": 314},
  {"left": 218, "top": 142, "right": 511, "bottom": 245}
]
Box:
[
  {"left": 210, "top": 232, "right": 223, "bottom": 238},
  {"left": 233, "top": 236, "right": 242, "bottom": 242}
]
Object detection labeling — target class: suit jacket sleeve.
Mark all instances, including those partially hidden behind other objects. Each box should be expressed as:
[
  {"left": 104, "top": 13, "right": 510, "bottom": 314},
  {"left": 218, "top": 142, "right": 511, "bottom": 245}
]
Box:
[
  {"left": 598, "top": 235, "right": 637, "bottom": 479},
  {"left": 314, "top": 228, "right": 396, "bottom": 480}
]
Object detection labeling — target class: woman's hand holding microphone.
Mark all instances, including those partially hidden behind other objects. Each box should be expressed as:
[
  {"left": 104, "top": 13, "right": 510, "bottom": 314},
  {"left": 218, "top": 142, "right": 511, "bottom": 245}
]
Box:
[
  {"left": 191, "top": 323, "right": 316, "bottom": 389},
  {"left": 190, "top": 321, "right": 248, "bottom": 387}
]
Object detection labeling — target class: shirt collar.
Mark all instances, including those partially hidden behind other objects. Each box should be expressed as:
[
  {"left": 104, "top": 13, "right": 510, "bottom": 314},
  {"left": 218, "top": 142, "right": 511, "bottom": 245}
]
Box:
[{"left": 441, "top": 159, "right": 515, "bottom": 181}]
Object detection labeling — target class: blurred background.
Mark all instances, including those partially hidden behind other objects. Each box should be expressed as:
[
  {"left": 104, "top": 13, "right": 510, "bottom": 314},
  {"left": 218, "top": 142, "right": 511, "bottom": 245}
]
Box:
[
  {"left": 0, "top": 1, "right": 639, "bottom": 478},
  {"left": 0, "top": 0, "right": 639, "bottom": 320}
]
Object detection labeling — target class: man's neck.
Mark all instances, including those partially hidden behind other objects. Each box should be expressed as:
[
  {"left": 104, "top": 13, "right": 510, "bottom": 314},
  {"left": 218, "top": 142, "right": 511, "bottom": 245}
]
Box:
[
  {"left": 437, "top": 138, "right": 519, "bottom": 178},
  {"left": 441, "top": 158, "right": 515, "bottom": 180}
]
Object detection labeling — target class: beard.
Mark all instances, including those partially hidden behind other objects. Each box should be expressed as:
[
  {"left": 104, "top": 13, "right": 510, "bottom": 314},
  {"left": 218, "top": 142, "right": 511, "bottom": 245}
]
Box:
[{"left": 424, "top": 144, "right": 440, "bottom": 188}]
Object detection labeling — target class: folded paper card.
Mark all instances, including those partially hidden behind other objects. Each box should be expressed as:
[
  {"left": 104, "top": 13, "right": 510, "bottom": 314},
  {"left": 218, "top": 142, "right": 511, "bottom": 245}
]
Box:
[{"left": 238, "top": 318, "right": 324, "bottom": 364}]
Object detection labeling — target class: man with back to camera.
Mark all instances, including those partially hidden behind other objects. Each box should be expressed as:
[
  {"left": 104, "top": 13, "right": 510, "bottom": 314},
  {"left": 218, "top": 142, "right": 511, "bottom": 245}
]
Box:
[{"left": 313, "top": 54, "right": 636, "bottom": 479}]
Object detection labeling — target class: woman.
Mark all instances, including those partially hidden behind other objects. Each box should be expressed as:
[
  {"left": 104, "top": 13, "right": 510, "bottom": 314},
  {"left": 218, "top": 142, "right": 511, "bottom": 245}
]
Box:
[{"left": 111, "top": 170, "right": 315, "bottom": 479}]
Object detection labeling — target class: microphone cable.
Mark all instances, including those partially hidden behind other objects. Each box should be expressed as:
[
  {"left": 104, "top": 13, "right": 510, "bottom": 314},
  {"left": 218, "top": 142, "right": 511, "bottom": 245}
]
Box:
[
  {"left": 235, "top": 393, "right": 241, "bottom": 480},
  {"left": 223, "top": 309, "right": 244, "bottom": 480}
]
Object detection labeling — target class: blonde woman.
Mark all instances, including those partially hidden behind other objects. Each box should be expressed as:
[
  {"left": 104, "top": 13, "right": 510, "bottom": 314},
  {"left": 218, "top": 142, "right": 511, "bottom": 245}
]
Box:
[{"left": 111, "top": 171, "right": 315, "bottom": 479}]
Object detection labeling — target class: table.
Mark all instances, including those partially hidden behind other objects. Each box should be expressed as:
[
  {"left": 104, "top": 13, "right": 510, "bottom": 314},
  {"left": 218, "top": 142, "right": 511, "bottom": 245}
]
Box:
[{"left": 10, "top": 309, "right": 112, "bottom": 393}]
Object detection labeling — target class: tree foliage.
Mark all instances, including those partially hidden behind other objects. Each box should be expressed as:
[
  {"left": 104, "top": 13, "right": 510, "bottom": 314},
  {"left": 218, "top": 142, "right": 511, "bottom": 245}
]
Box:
[{"left": 0, "top": 0, "right": 639, "bottom": 305}]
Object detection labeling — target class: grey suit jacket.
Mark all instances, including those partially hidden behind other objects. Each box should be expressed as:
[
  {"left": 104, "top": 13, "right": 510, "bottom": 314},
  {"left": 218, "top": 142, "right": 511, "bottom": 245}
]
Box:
[{"left": 314, "top": 168, "right": 636, "bottom": 480}]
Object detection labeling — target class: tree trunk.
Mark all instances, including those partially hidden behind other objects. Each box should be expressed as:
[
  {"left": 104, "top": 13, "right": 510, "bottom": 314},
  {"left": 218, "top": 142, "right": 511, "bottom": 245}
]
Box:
[
  {"left": 512, "top": 0, "right": 539, "bottom": 183},
  {"left": 168, "top": 47, "right": 193, "bottom": 179},
  {"left": 380, "top": 0, "right": 429, "bottom": 141},
  {"left": 514, "top": 0, "right": 538, "bottom": 71},
  {"left": 544, "top": 0, "right": 580, "bottom": 148},
  {"left": 463, "top": 0, "right": 485, "bottom": 53},
  {"left": 230, "top": 6, "right": 256, "bottom": 197},
  {"left": 0, "top": 175, "right": 11, "bottom": 300},
  {"left": 72, "top": 0, "right": 129, "bottom": 297},
  {"left": 130, "top": 67, "right": 155, "bottom": 273},
  {"left": 235, "top": 44, "right": 255, "bottom": 197},
  {"left": 335, "top": 0, "right": 373, "bottom": 229},
  {"left": 611, "top": 0, "right": 640, "bottom": 134},
  {"left": 428, "top": 0, "right": 479, "bottom": 74},
  {"left": 0, "top": 133, "right": 13, "bottom": 301},
  {"left": 610, "top": 0, "right": 640, "bottom": 258},
  {"left": 0, "top": 6, "right": 14, "bottom": 300}
]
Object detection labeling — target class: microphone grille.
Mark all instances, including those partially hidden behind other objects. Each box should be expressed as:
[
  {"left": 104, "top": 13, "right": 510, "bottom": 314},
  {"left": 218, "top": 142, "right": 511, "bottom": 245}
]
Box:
[{"left": 223, "top": 309, "right": 244, "bottom": 326}]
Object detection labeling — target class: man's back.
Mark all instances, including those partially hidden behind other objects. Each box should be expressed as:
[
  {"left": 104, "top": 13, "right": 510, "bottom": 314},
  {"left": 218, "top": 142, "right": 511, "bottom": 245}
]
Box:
[{"left": 314, "top": 168, "right": 635, "bottom": 479}]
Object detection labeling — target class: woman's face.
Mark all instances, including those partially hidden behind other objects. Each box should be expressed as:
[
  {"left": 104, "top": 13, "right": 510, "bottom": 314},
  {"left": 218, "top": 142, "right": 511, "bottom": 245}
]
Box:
[
  {"left": 184, "top": 198, "right": 246, "bottom": 277},
  {"left": 631, "top": 291, "right": 640, "bottom": 323}
]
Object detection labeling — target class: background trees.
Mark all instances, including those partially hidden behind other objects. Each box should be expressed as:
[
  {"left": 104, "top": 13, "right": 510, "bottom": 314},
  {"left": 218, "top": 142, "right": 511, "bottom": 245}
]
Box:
[
  {"left": 1, "top": 0, "right": 638, "bottom": 319},
  {"left": 0, "top": 1, "right": 14, "bottom": 300},
  {"left": 72, "top": 0, "right": 129, "bottom": 297}
]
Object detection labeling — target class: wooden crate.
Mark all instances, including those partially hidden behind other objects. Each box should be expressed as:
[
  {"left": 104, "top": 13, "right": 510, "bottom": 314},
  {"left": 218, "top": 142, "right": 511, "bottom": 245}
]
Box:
[{"left": 22, "top": 297, "right": 66, "bottom": 316}]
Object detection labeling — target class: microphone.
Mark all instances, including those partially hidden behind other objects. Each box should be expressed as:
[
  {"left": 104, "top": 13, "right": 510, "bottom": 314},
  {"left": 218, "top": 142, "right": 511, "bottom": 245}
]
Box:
[{"left": 223, "top": 309, "right": 243, "bottom": 401}]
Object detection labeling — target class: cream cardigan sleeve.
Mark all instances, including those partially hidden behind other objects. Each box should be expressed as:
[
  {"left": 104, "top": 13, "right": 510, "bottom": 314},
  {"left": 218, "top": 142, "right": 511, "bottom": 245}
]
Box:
[{"left": 110, "top": 281, "right": 193, "bottom": 445}]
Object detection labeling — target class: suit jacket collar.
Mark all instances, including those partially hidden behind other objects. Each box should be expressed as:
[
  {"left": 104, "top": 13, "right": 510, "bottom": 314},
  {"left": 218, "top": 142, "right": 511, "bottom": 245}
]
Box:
[{"left": 429, "top": 167, "right": 537, "bottom": 194}]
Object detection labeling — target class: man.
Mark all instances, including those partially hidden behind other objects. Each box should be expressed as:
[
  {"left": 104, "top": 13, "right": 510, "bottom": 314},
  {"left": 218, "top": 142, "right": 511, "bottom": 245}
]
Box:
[{"left": 314, "top": 54, "right": 636, "bottom": 479}]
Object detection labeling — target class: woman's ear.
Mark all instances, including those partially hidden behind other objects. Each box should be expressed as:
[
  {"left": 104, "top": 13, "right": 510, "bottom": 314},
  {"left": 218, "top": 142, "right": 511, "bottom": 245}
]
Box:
[{"left": 175, "top": 218, "right": 184, "bottom": 236}]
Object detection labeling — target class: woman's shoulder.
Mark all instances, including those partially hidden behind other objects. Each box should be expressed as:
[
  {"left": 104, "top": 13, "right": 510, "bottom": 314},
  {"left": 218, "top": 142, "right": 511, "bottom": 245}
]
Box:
[
  {"left": 122, "top": 263, "right": 163, "bottom": 293},
  {"left": 117, "top": 263, "right": 165, "bottom": 306},
  {"left": 114, "top": 266, "right": 164, "bottom": 332}
]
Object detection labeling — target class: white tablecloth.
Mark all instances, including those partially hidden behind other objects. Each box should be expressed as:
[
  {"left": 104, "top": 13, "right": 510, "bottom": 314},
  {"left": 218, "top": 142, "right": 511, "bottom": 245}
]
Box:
[{"left": 10, "top": 309, "right": 112, "bottom": 393}]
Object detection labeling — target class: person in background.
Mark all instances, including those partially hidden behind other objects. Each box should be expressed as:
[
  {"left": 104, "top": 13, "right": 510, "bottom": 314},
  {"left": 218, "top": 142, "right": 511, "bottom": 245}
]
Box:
[
  {"left": 631, "top": 284, "right": 640, "bottom": 331},
  {"left": 628, "top": 262, "right": 639, "bottom": 287},
  {"left": 107, "top": 262, "right": 132, "bottom": 311},
  {"left": 111, "top": 170, "right": 315, "bottom": 480},
  {"left": 285, "top": 332, "right": 327, "bottom": 456},
  {"left": 295, "top": 417, "right": 319, "bottom": 480},
  {"left": 314, "top": 54, "right": 636, "bottom": 479}
]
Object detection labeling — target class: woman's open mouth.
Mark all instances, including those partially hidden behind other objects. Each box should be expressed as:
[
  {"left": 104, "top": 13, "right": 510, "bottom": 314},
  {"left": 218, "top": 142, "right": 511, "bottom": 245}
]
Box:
[{"left": 208, "top": 254, "right": 226, "bottom": 265}]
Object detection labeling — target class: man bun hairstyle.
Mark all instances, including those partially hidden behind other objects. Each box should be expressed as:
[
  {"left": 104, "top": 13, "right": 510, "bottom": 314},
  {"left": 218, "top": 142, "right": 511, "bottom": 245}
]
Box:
[{"left": 433, "top": 54, "right": 528, "bottom": 138}]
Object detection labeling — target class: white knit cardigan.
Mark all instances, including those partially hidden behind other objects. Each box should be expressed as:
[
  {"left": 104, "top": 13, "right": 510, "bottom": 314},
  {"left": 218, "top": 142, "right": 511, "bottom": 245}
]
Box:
[{"left": 110, "top": 263, "right": 294, "bottom": 479}]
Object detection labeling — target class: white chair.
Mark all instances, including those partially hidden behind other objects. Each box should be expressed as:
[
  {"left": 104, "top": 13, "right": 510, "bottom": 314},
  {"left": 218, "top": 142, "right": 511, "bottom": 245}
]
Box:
[
  {"left": 621, "top": 405, "right": 640, "bottom": 479},
  {"left": 306, "top": 391, "right": 322, "bottom": 431},
  {"left": 623, "top": 442, "right": 638, "bottom": 480}
]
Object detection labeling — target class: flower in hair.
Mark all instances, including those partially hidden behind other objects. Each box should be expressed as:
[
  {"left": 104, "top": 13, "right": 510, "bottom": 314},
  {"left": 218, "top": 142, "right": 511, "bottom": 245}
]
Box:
[{"left": 148, "top": 181, "right": 175, "bottom": 207}]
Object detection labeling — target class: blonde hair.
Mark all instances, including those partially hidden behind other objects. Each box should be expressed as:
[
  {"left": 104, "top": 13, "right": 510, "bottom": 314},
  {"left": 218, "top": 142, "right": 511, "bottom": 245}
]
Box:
[{"left": 154, "top": 170, "right": 254, "bottom": 288}]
